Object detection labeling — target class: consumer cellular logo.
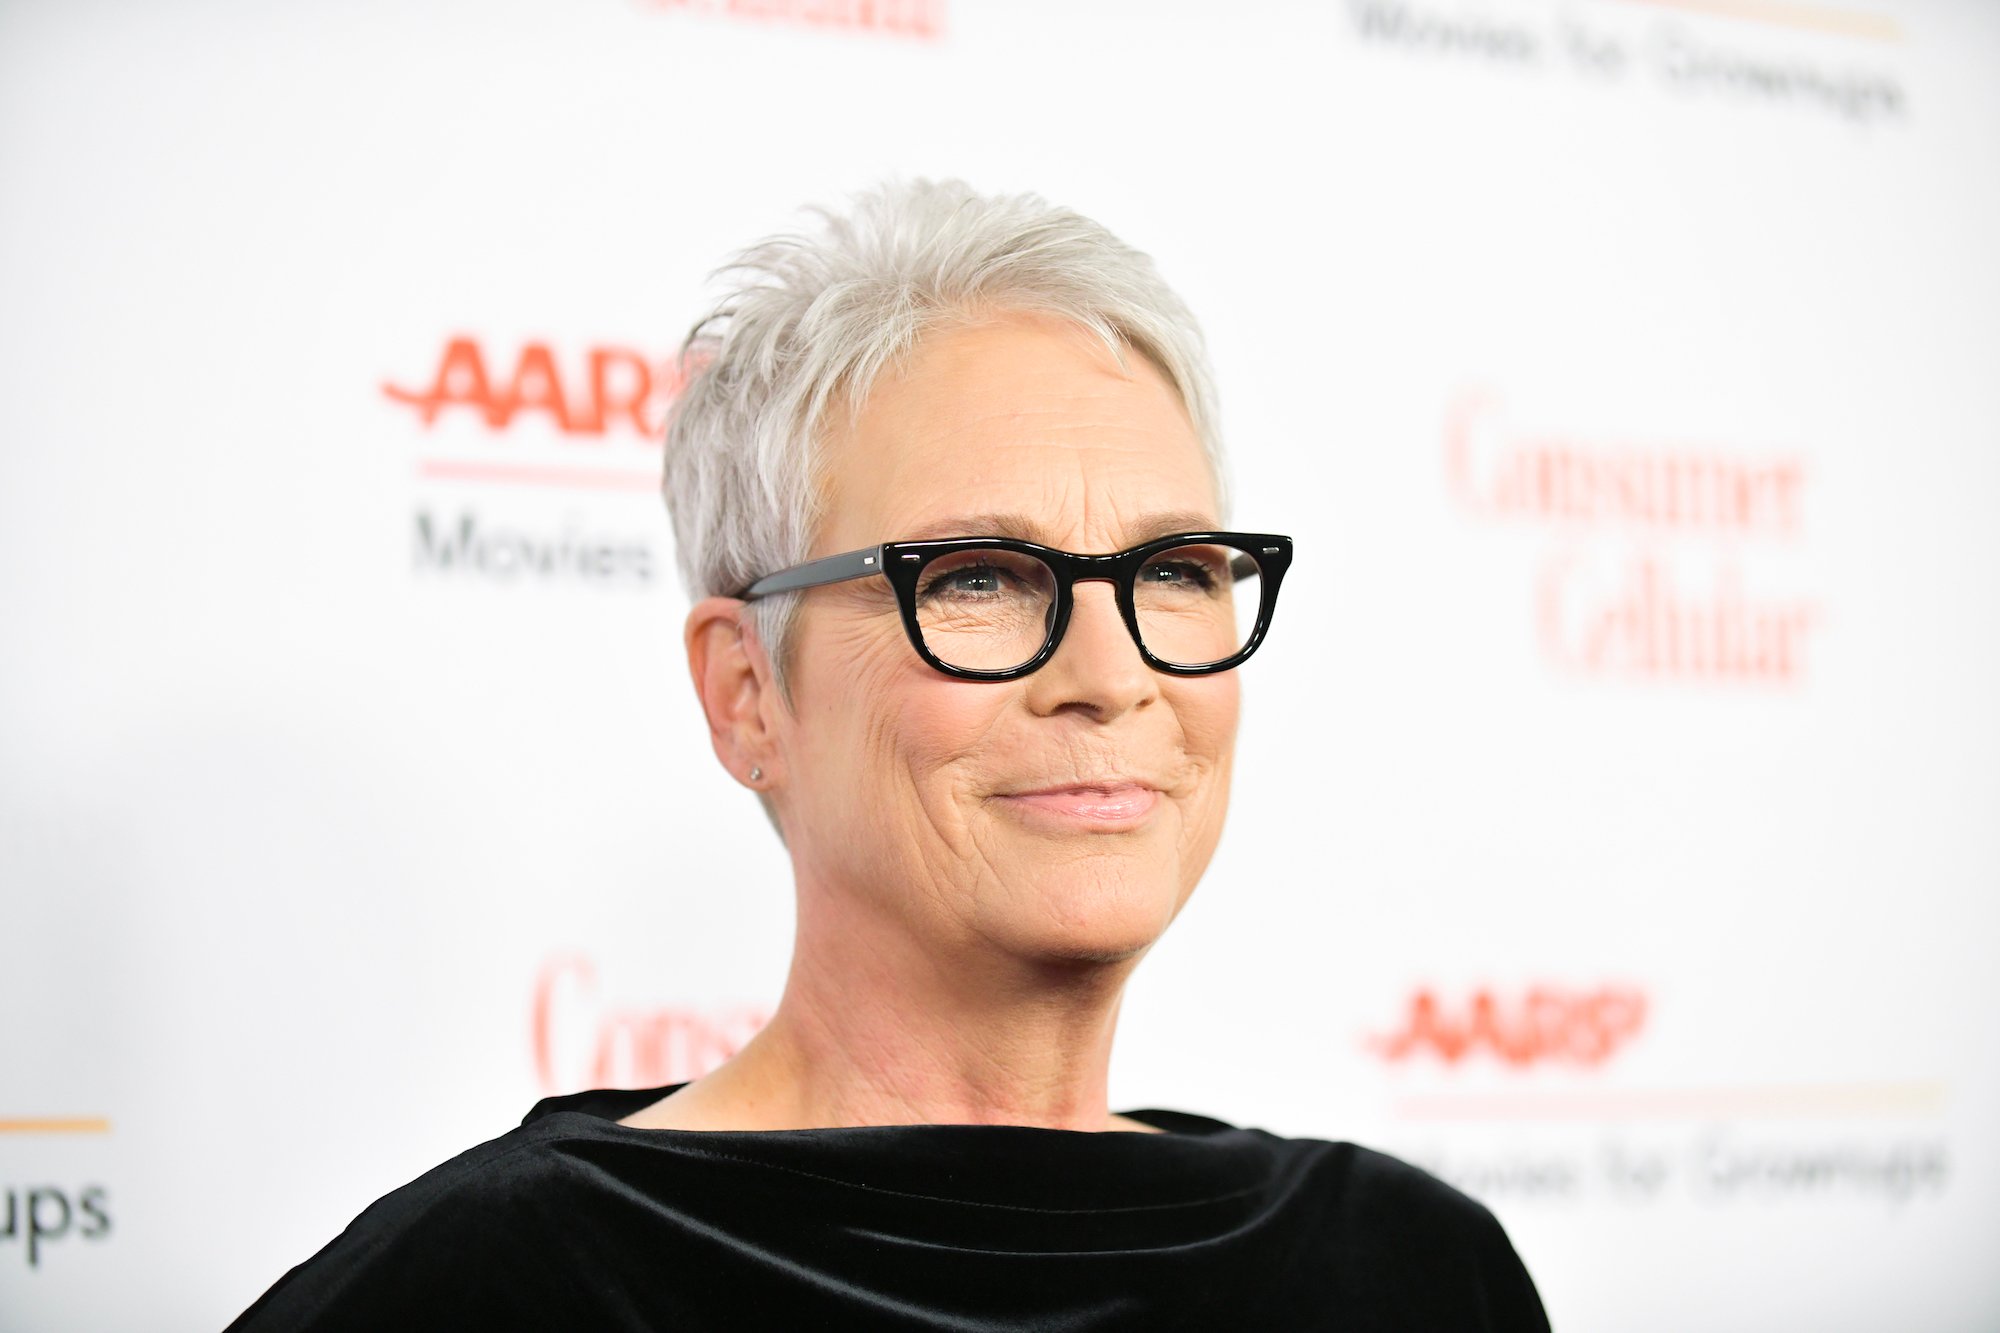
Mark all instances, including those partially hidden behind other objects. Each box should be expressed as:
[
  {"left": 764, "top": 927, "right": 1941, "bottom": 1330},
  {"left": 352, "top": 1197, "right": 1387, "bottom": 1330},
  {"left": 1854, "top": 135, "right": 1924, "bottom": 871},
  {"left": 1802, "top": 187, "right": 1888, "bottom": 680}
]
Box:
[{"left": 1445, "top": 389, "right": 1819, "bottom": 685}]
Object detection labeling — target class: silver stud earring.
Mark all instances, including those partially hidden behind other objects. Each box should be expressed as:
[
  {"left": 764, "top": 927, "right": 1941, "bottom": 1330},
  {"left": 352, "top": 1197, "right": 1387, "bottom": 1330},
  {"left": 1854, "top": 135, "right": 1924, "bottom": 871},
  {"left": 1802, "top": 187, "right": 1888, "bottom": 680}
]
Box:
[{"left": 749, "top": 766, "right": 763, "bottom": 783}]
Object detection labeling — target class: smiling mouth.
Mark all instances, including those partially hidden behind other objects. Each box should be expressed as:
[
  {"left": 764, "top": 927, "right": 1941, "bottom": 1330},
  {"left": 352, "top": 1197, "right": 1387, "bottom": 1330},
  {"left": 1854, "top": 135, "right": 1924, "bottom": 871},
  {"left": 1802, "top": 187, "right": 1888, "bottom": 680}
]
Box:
[{"left": 991, "top": 783, "right": 1161, "bottom": 828}]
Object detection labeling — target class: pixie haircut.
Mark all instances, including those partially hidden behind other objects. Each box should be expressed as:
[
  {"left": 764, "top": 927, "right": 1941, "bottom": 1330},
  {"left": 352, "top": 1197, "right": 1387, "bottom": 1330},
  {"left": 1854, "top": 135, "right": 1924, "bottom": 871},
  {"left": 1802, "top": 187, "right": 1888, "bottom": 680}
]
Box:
[{"left": 661, "top": 178, "right": 1228, "bottom": 696}]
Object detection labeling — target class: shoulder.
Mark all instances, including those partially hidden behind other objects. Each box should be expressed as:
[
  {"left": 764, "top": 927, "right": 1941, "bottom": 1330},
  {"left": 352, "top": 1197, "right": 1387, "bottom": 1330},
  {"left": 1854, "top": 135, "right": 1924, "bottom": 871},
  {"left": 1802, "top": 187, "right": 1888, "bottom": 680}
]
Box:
[
  {"left": 224, "top": 1117, "right": 614, "bottom": 1332},
  {"left": 1323, "top": 1141, "right": 1509, "bottom": 1238},
  {"left": 1279, "top": 1138, "right": 1552, "bottom": 1333}
]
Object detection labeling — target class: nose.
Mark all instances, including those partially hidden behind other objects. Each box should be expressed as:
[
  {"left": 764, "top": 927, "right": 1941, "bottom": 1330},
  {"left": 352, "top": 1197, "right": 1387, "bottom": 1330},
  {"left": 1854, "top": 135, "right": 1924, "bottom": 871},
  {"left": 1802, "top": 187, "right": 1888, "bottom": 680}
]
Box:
[{"left": 1022, "top": 579, "right": 1156, "bottom": 721}]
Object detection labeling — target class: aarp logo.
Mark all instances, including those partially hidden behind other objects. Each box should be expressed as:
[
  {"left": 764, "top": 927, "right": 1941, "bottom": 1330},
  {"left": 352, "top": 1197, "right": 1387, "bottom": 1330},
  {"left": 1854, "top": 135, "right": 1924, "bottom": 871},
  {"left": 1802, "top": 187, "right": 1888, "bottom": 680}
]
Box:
[{"left": 1367, "top": 984, "right": 1648, "bottom": 1068}]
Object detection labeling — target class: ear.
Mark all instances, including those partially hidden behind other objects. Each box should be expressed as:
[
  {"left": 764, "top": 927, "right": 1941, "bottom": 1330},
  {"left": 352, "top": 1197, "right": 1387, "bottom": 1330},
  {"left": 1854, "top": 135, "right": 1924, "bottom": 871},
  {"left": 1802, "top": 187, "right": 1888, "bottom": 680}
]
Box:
[{"left": 685, "top": 597, "right": 784, "bottom": 790}]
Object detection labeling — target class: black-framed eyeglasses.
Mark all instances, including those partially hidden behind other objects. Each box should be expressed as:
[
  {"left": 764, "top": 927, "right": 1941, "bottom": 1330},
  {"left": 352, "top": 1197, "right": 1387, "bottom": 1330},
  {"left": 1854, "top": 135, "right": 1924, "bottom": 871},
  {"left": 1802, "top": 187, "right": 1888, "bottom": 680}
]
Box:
[{"left": 735, "top": 531, "right": 1293, "bottom": 681}]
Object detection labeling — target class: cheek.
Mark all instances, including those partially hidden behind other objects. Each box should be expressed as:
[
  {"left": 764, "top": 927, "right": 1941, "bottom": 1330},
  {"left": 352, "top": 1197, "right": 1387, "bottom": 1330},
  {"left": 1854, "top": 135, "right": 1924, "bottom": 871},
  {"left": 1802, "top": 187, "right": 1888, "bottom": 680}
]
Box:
[
  {"left": 786, "top": 604, "right": 1012, "bottom": 837},
  {"left": 1175, "top": 673, "right": 1241, "bottom": 773},
  {"left": 790, "top": 608, "right": 905, "bottom": 780},
  {"left": 1169, "top": 674, "right": 1241, "bottom": 845}
]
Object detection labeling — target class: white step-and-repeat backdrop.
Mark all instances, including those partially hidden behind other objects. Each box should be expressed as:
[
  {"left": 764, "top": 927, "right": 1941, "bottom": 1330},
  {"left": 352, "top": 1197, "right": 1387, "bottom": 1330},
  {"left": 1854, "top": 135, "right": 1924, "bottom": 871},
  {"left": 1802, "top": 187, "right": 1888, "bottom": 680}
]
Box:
[{"left": 4, "top": 0, "right": 1996, "bottom": 1328}]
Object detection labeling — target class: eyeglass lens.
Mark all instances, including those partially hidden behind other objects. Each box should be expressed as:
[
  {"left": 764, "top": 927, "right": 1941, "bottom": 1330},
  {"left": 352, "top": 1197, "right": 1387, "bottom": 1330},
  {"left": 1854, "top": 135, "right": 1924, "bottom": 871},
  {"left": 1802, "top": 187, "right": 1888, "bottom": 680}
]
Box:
[{"left": 912, "top": 542, "right": 1261, "bottom": 672}]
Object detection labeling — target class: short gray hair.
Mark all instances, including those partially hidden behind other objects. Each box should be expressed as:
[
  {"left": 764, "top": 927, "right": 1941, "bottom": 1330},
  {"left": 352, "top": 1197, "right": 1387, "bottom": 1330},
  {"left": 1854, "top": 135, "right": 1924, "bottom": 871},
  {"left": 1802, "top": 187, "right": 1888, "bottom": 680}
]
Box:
[{"left": 660, "top": 178, "right": 1228, "bottom": 695}]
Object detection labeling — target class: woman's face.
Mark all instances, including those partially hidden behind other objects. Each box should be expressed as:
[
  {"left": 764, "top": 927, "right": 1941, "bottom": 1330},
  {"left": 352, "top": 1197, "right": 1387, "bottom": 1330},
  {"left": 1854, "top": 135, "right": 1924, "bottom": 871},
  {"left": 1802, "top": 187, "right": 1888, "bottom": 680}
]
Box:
[{"left": 770, "top": 312, "right": 1239, "bottom": 968}]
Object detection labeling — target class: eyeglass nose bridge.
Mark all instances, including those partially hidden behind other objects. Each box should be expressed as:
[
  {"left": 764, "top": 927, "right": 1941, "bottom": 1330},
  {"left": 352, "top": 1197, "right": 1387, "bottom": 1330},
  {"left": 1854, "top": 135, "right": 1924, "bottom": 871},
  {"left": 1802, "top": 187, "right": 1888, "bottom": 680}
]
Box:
[
  {"left": 1067, "top": 551, "right": 1129, "bottom": 579},
  {"left": 1035, "top": 552, "right": 1151, "bottom": 669},
  {"left": 1064, "top": 560, "right": 1128, "bottom": 590}
]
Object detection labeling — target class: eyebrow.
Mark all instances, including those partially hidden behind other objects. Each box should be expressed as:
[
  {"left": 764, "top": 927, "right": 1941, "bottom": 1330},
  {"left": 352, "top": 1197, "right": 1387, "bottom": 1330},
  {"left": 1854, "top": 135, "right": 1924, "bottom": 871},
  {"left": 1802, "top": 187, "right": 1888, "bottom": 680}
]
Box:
[{"left": 898, "top": 509, "right": 1221, "bottom": 548}]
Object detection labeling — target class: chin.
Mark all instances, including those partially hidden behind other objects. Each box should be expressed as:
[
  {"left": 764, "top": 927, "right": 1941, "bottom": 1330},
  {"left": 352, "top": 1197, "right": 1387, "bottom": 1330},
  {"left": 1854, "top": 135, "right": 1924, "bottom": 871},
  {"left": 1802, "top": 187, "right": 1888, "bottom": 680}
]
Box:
[{"left": 984, "top": 849, "right": 1187, "bottom": 967}]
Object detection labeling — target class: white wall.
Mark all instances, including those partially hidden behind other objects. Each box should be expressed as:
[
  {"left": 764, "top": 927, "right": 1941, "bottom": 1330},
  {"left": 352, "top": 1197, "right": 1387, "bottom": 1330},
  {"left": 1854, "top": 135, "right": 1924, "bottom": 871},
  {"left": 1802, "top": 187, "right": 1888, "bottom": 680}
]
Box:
[{"left": 2, "top": 0, "right": 1996, "bottom": 1328}]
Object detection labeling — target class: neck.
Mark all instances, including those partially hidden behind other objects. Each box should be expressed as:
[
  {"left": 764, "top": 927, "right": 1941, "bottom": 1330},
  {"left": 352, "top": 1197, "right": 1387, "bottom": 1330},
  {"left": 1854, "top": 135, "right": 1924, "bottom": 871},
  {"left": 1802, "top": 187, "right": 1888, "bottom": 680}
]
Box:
[{"left": 701, "top": 872, "right": 1143, "bottom": 1132}]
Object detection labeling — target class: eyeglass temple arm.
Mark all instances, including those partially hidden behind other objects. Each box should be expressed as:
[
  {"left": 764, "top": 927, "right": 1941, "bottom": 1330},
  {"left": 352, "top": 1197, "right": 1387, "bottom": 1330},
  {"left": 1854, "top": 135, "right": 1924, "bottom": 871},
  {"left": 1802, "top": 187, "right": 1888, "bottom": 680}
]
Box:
[{"left": 738, "top": 545, "right": 886, "bottom": 600}]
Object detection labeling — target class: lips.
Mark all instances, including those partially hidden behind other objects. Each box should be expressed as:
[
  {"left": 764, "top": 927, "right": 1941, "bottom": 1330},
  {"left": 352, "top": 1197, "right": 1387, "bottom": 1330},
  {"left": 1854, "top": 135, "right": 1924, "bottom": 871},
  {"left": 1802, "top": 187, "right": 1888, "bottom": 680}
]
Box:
[{"left": 992, "top": 782, "right": 1161, "bottom": 828}]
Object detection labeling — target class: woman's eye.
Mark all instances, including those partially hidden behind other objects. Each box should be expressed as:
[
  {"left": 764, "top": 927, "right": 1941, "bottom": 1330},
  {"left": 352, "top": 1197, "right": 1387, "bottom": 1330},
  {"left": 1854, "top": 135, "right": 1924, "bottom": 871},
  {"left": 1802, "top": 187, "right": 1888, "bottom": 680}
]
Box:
[
  {"left": 1144, "top": 561, "right": 1218, "bottom": 590},
  {"left": 922, "top": 564, "right": 1006, "bottom": 599}
]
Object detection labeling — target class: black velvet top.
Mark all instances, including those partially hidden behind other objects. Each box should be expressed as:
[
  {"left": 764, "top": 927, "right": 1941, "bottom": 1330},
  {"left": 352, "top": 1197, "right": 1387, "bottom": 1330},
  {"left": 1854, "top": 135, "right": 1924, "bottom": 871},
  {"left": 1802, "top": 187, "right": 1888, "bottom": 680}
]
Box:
[{"left": 227, "top": 1082, "right": 1549, "bottom": 1331}]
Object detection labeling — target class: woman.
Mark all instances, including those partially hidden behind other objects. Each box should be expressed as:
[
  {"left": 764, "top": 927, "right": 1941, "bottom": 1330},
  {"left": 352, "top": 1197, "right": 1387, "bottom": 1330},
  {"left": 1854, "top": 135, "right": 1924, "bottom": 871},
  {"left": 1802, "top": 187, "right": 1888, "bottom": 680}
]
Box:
[{"left": 229, "top": 180, "right": 1548, "bottom": 1331}]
